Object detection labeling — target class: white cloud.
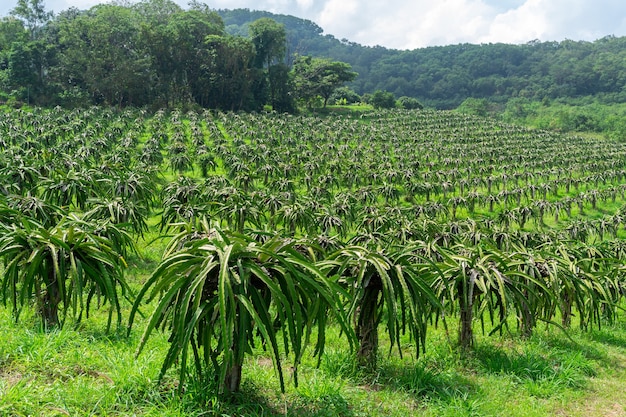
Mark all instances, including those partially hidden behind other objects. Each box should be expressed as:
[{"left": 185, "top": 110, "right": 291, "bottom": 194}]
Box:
[
  {"left": 313, "top": 0, "right": 626, "bottom": 48},
  {"left": 482, "top": 0, "right": 549, "bottom": 44},
  {"left": 482, "top": 0, "right": 626, "bottom": 44},
  {"left": 318, "top": 0, "right": 496, "bottom": 49},
  {"left": 1, "top": 0, "right": 625, "bottom": 48},
  {"left": 295, "top": 0, "right": 315, "bottom": 10},
  {"left": 318, "top": 0, "right": 358, "bottom": 31}
]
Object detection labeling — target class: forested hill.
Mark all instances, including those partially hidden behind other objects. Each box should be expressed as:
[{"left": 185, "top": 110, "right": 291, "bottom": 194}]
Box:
[
  {"left": 1, "top": 1, "right": 624, "bottom": 111},
  {"left": 220, "top": 9, "right": 626, "bottom": 109}
]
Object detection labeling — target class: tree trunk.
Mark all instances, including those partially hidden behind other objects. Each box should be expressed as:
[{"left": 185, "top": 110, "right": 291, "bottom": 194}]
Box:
[
  {"left": 237, "top": 212, "right": 245, "bottom": 234},
  {"left": 223, "top": 363, "right": 243, "bottom": 394},
  {"left": 520, "top": 291, "right": 534, "bottom": 338},
  {"left": 561, "top": 291, "right": 572, "bottom": 328},
  {"left": 41, "top": 266, "right": 61, "bottom": 330},
  {"left": 458, "top": 296, "right": 473, "bottom": 351},
  {"left": 222, "top": 320, "right": 244, "bottom": 395},
  {"left": 458, "top": 271, "right": 476, "bottom": 351},
  {"left": 356, "top": 279, "right": 381, "bottom": 369}
]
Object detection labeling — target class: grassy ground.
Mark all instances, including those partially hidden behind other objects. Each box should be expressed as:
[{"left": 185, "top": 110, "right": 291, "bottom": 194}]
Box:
[
  {"left": 2, "top": 291, "right": 625, "bottom": 416},
  {"left": 1, "top": 223, "right": 625, "bottom": 416}
]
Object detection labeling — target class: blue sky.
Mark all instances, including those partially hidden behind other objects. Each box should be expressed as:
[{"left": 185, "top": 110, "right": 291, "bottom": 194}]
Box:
[{"left": 2, "top": 0, "right": 626, "bottom": 49}]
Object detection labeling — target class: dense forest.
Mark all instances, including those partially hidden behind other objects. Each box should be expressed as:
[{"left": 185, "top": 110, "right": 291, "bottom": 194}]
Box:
[
  {"left": 0, "top": 0, "right": 356, "bottom": 111},
  {"left": 1, "top": 1, "right": 625, "bottom": 114},
  {"left": 219, "top": 9, "right": 626, "bottom": 109}
]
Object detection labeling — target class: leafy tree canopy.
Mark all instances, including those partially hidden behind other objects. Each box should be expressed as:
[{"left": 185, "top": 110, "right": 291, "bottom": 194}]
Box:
[
  {"left": 370, "top": 90, "right": 396, "bottom": 109},
  {"left": 292, "top": 55, "right": 357, "bottom": 108},
  {"left": 249, "top": 17, "right": 286, "bottom": 68},
  {"left": 219, "top": 9, "right": 626, "bottom": 109}
]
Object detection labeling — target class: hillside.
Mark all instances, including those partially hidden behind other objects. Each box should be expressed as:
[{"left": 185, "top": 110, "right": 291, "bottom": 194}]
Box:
[
  {"left": 1, "top": 2, "right": 624, "bottom": 112},
  {"left": 219, "top": 9, "right": 626, "bottom": 109}
]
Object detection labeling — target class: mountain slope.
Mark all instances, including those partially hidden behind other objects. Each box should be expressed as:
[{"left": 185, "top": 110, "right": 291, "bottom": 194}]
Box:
[{"left": 219, "top": 9, "right": 626, "bottom": 109}]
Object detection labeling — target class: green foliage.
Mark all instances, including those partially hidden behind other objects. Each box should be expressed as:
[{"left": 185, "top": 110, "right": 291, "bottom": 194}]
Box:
[
  {"left": 56, "top": 4, "right": 153, "bottom": 107},
  {"left": 223, "top": 10, "right": 626, "bottom": 111},
  {"left": 10, "top": 0, "right": 52, "bottom": 39},
  {"left": 203, "top": 34, "right": 260, "bottom": 110},
  {"left": 370, "top": 90, "right": 396, "bottom": 109},
  {"left": 249, "top": 17, "right": 286, "bottom": 69},
  {"left": 268, "top": 62, "right": 294, "bottom": 112},
  {"left": 4, "top": 3, "right": 626, "bottom": 130},
  {"left": 2, "top": 105, "right": 626, "bottom": 412},
  {"left": 129, "top": 223, "right": 353, "bottom": 394},
  {"left": 0, "top": 212, "right": 131, "bottom": 330},
  {"left": 456, "top": 98, "right": 491, "bottom": 117},
  {"left": 501, "top": 98, "right": 626, "bottom": 139},
  {"left": 292, "top": 55, "right": 357, "bottom": 108},
  {"left": 319, "top": 244, "right": 441, "bottom": 368},
  {"left": 4, "top": 298, "right": 626, "bottom": 416},
  {"left": 397, "top": 95, "right": 423, "bottom": 110},
  {"left": 0, "top": 16, "right": 29, "bottom": 47},
  {"left": 330, "top": 86, "right": 361, "bottom": 105}
]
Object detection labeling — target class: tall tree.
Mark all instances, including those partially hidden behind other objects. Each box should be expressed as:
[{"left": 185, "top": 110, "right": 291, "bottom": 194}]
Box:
[
  {"left": 292, "top": 55, "right": 357, "bottom": 108},
  {"left": 0, "top": 17, "right": 28, "bottom": 48},
  {"left": 133, "top": 0, "right": 183, "bottom": 106},
  {"left": 268, "top": 62, "right": 294, "bottom": 112},
  {"left": 163, "top": 8, "right": 224, "bottom": 106},
  {"left": 10, "top": 0, "right": 52, "bottom": 39},
  {"left": 56, "top": 4, "right": 153, "bottom": 106},
  {"left": 2, "top": 6, "right": 51, "bottom": 103},
  {"left": 202, "top": 34, "right": 257, "bottom": 110},
  {"left": 249, "top": 17, "right": 286, "bottom": 69}
]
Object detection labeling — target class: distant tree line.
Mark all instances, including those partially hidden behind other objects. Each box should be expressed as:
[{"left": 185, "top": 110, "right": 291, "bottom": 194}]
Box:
[
  {"left": 220, "top": 9, "right": 626, "bottom": 109},
  {"left": 0, "top": 0, "right": 356, "bottom": 110},
  {"left": 3, "top": 2, "right": 625, "bottom": 112}
]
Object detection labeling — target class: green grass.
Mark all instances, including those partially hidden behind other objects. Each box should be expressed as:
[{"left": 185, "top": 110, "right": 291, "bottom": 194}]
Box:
[
  {"left": 2, "top": 295, "right": 626, "bottom": 416},
  {"left": 2, "top": 194, "right": 626, "bottom": 416}
]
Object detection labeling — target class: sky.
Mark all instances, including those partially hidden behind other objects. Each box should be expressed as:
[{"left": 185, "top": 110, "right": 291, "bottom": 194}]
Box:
[{"left": 2, "top": 0, "right": 626, "bottom": 49}]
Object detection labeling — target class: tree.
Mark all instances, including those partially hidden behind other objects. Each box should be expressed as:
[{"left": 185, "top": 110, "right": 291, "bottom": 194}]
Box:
[
  {"left": 3, "top": 1, "right": 54, "bottom": 103},
  {"left": 319, "top": 243, "right": 440, "bottom": 368},
  {"left": 161, "top": 8, "right": 224, "bottom": 107},
  {"left": 370, "top": 90, "right": 396, "bottom": 109},
  {"left": 330, "top": 86, "right": 361, "bottom": 104},
  {"left": 292, "top": 55, "right": 357, "bottom": 108},
  {"left": 10, "top": 0, "right": 52, "bottom": 40},
  {"left": 134, "top": 0, "right": 185, "bottom": 107},
  {"left": 202, "top": 34, "right": 258, "bottom": 110},
  {"left": 55, "top": 4, "right": 153, "bottom": 106},
  {"left": 456, "top": 97, "right": 490, "bottom": 117},
  {"left": 397, "top": 96, "right": 423, "bottom": 109},
  {"left": 268, "top": 62, "right": 294, "bottom": 112},
  {"left": 0, "top": 17, "right": 28, "bottom": 50},
  {"left": 247, "top": 18, "right": 290, "bottom": 111},
  {"left": 248, "top": 17, "right": 286, "bottom": 69},
  {"left": 432, "top": 243, "right": 547, "bottom": 351}
]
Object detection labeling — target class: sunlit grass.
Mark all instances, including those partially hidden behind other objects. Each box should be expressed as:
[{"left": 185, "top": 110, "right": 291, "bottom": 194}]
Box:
[{"left": 2, "top": 286, "right": 626, "bottom": 416}]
